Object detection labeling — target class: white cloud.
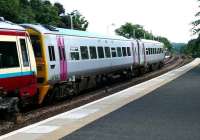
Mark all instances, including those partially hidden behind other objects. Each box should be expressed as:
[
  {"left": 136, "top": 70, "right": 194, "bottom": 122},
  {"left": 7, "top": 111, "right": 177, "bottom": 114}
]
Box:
[{"left": 50, "top": 0, "right": 198, "bottom": 43}]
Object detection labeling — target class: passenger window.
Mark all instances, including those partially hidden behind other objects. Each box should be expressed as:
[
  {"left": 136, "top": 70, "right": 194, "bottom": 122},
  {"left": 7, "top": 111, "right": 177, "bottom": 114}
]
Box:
[
  {"left": 97, "top": 46, "right": 104, "bottom": 59},
  {"left": 80, "top": 46, "right": 89, "bottom": 60},
  {"left": 0, "top": 41, "right": 19, "bottom": 68},
  {"left": 48, "top": 46, "right": 56, "bottom": 61},
  {"left": 146, "top": 48, "right": 148, "bottom": 55},
  {"left": 71, "top": 52, "right": 80, "bottom": 60},
  {"left": 127, "top": 47, "right": 131, "bottom": 56},
  {"left": 122, "top": 47, "right": 127, "bottom": 56},
  {"left": 105, "top": 47, "right": 111, "bottom": 58},
  {"left": 89, "top": 46, "right": 97, "bottom": 59},
  {"left": 70, "top": 47, "right": 80, "bottom": 60},
  {"left": 117, "top": 47, "right": 122, "bottom": 57},
  {"left": 20, "top": 39, "right": 30, "bottom": 66},
  {"left": 111, "top": 47, "right": 117, "bottom": 57}
]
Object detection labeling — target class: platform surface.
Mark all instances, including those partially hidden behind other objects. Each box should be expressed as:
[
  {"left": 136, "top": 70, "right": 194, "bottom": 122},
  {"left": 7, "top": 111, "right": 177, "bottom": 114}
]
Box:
[{"left": 1, "top": 59, "right": 200, "bottom": 140}]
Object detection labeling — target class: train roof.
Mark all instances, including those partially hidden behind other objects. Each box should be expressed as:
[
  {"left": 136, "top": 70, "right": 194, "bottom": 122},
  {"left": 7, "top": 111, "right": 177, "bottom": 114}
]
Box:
[
  {"left": 141, "top": 39, "right": 163, "bottom": 45},
  {"left": 21, "top": 24, "right": 130, "bottom": 41},
  {"left": 0, "top": 21, "right": 25, "bottom": 31}
]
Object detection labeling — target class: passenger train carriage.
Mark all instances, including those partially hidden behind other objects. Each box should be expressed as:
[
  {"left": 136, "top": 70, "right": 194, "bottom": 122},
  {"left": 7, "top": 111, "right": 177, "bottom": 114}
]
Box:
[
  {"left": 0, "top": 21, "right": 37, "bottom": 112},
  {"left": 0, "top": 20, "right": 165, "bottom": 113}
]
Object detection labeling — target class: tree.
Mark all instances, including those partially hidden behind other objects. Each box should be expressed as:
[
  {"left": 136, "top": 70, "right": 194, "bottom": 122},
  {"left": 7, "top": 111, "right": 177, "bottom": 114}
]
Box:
[
  {"left": 0, "top": 0, "right": 89, "bottom": 31},
  {"left": 54, "top": 2, "right": 65, "bottom": 15},
  {"left": 30, "top": 0, "right": 60, "bottom": 26},
  {"left": 192, "top": 0, "right": 200, "bottom": 34},
  {"left": 59, "top": 10, "right": 89, "bottom": 31},
  {"left": 115, "top": 23, "right": 146, "bottom": 39},
  {"left": 115, "top": 22, "right": 172, "bottom": 51},
  {"left": 185, "top": 0, "right": 200, "bottom": 57},
  {"left": 156, "top": 36, "right": 172, "bottom": 51},
  {"left": 0, "top": 0, "right": 20, "bottom": 22}
]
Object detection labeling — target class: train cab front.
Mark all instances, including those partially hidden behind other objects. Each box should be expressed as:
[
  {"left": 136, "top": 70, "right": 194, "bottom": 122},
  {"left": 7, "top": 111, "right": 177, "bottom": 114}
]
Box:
[
  {"left": 24, "top": 26, "right": 51, "bottom": 104},
  {"left": 0, "top": 24, "right": 38, "bottom": 113}
]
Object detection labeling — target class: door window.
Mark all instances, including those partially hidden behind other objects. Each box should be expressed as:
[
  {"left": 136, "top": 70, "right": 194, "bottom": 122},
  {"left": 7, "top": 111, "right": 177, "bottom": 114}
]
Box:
[
  {"left": 20, "top": 39, "right": 30, "bottom": 66},
  {"left": 48, "top": 46, "right": 56, "bottom": 61}
]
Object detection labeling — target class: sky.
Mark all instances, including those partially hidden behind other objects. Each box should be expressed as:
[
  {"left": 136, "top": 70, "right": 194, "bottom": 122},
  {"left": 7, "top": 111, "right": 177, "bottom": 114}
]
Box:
[{"left": 50, "top": 0, "right": 199, "bottom": 43}]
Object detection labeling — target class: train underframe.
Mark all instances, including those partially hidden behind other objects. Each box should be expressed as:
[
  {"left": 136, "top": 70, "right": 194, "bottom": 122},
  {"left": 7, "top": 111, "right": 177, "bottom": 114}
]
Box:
[
  {"left": 0, "top": 61, "right": 164, "bottom": 114},
  {"left": 44, "top": 61, "right": 164, "bottom": 104}
]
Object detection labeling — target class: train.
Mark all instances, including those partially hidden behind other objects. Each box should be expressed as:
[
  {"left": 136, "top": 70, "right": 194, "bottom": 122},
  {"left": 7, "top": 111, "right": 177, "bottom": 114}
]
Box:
[{"left": 0, "top": 19, "right": 165, "bottom": 113}]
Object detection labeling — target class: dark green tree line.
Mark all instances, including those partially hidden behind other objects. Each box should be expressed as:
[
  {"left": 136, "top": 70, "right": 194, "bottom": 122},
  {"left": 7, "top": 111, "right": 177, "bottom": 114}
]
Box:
[
  {"left": 115, "top": 22, "right": 172, "bottom": 51},
  {"left": 0, "top": 0, "right": 89, "bottom": 31},
  {"left": 184, "top": 0, "right": 200, "bottom": 57}
]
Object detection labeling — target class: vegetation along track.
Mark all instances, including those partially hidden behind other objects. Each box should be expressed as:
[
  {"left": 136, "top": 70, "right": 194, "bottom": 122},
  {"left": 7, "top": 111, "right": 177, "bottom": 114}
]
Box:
[{"left": 0, "top": 56, "right": 192, "bottom": 135}]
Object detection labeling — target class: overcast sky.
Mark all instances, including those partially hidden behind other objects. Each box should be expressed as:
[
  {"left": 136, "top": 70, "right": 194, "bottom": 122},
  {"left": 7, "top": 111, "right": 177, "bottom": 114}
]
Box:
[{"left": 50, "top": 0, "right": 198, "bottom": 43}]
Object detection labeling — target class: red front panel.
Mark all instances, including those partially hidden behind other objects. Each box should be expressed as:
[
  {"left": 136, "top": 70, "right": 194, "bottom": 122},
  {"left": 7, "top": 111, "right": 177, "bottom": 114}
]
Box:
[{"left": 0, "top": 75, "right": 37, "bottom": 97}]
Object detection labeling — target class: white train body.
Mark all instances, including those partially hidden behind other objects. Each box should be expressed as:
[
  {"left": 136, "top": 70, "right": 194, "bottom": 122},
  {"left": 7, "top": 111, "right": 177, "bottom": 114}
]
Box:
[{"left": 22, "top": 24, "right": 165, "bottom": 85}]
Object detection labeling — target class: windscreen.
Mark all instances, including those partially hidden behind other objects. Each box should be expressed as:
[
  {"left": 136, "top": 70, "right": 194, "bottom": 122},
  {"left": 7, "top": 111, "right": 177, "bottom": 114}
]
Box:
[{"left": 30, "top": 35, "right": 42, "bottom": 58}]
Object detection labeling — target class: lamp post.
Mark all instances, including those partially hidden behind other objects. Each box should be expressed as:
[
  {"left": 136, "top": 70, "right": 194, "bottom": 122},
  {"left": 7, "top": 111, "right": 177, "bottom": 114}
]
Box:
[{"left": 69, "top": 15, "right": 74, "bottom": 30}]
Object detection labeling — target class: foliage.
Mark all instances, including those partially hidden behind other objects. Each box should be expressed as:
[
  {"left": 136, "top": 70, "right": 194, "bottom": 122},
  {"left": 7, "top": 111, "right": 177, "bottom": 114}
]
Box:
[
  {"left": 192, "top": 0, "right": 200, "bottom": 34},
  {"left": 185, "top": 35, "right": 200, "bottom": 57},
  {"left": 58, "top": 10, "right": 89, "bottom": 31},
  {"left": 115, "top": 22, "right": 172, "bottom": 51},
  {"left": 185, "top": 0, "right": 200, "bottom": 57},
  {"left": 0, "top": 0, "right": 89, "bottom": 30}
]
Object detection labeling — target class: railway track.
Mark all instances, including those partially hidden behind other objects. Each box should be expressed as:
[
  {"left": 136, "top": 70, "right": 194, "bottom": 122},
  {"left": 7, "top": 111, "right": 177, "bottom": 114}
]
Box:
[{"left": 0, "top": 56, "right": 192, "bottom": 135}]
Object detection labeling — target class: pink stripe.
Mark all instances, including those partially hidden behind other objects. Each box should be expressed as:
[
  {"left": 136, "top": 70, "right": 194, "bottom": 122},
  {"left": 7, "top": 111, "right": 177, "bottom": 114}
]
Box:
[{"left": 57, "top": 36, "right": 67, "bottom": 81}]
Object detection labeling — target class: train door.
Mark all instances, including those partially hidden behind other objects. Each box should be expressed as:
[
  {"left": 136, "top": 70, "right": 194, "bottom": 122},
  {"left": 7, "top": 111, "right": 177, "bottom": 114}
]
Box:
[
  {"left": 57, "top": 36, "right": 67, "bottom": 81},
  {"left": 143, "top": 43, "right": 147, "bottom": 65},
  {"left": 47, "top": 36, "right": 57, "bottom": 81},
  {"left": 131, "top": 42, "right": 136, "bottom": 64},
  {"left": 17, "top": 36, "right": 38, "bottom": 96},
  {"left": 18, "top": 36, "right": 31, "bottom": 74},
  {"left": 136, "top": 40, "right": 140, "bottom": 64}
]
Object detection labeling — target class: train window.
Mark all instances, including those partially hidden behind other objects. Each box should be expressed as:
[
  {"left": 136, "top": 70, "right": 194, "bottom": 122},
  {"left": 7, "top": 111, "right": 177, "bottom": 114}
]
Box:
[
  {"left": 122, "top": 47, "right": 127, "bottom": 56},
  {"left": 111, "top": 47, "right": 117, "bottom": 57},
  {"left": 89, "top": 46, "right": 97, "bottom": 59},
  {"left": 62, "top": 48, "right": 66, "bottom": 60},
  {"left": 30, "top": 35, "right": 42, "bottom": 58},
  {"left": 80, "top": 46, "right": 89, "bottom": 60},
  {"left": 71, "top": 52, "right": 80, "bottom": 60},
  {"left": 20, "top": 39, "right": 30, "bottom": 66},
  {"left": 127, "top": 47, "right": 131, "bottom": 56},
  {"left": 105, "top": 47, "right": 111, "bottom": 58},
  {"left": 48, "top": 46, "right": 56, "bottom": 61},
  {"left": 97, "top": 46, "right": 104, "bottom": 59},
  {"left": 70, "top": 47, "right": 80, "bottom": 60},
  {"left": 146, "top": 48, "right": 148, "bottom": 55},
  {"left": 0, "top": 41, "right": 19, "bottom": 69},
  {"left": 117, "top": 47, "right": 122, "bottom": 57},
  {"left": 58, "top": 47, "right": 62, "bottom": 60}
]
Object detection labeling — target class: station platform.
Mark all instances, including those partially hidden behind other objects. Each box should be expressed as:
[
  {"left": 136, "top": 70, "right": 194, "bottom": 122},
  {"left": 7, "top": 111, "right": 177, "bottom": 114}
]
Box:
[{"left": 1, "top": 58, "right": 200, "bottom": 140}]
